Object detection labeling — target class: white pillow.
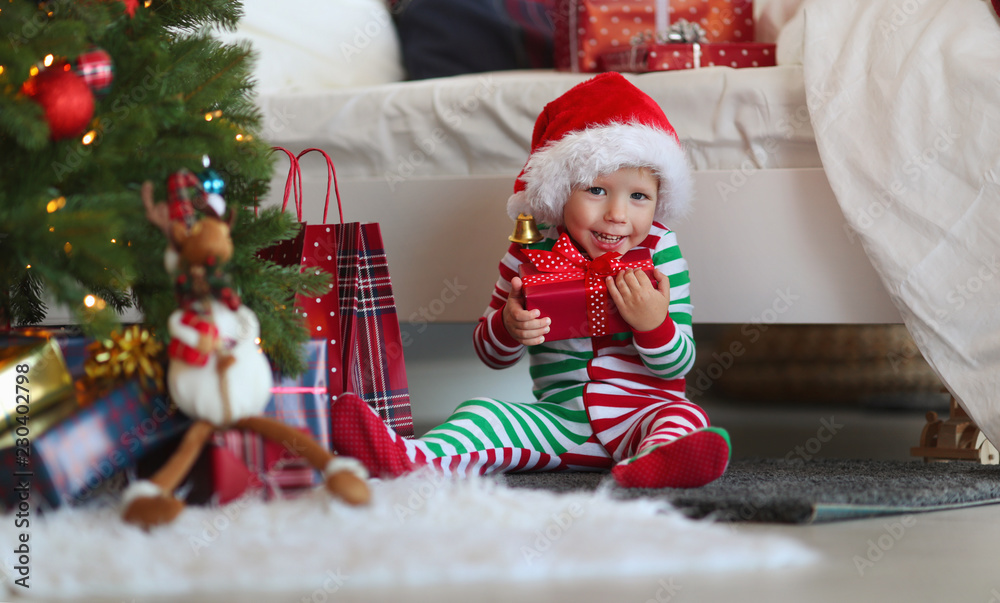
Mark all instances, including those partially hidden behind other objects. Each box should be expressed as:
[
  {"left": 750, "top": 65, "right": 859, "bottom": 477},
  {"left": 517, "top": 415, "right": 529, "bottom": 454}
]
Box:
[{"left": 216, "top": 0, "right": 405, "bottom": 94}]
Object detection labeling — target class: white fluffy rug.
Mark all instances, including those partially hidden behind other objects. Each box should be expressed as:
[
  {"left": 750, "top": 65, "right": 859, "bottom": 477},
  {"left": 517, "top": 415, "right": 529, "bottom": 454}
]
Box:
[{"left": 1, "top": 471, "right": 818, "bottom": 601}]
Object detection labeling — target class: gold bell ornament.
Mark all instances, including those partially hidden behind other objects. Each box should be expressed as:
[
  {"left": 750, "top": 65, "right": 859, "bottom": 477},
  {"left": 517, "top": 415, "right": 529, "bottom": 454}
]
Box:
[{"left": 509, "top": 213, "right": 543, "bottom": 244}]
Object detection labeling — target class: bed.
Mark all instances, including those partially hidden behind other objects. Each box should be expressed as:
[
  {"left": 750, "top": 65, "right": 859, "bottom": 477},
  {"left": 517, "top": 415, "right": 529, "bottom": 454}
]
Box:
[
  {"left": 228, "top": 0, "right": 1000, "bottom": 443},
  {"left": 239, "top": 1, "right": 898, "bottom": 326}
]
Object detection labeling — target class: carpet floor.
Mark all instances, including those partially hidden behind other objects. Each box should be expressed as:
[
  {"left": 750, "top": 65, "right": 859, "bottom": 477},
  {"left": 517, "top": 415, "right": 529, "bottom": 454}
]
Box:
[{"left": 502, "top": 458, "right": 1000, "bottom": 523}]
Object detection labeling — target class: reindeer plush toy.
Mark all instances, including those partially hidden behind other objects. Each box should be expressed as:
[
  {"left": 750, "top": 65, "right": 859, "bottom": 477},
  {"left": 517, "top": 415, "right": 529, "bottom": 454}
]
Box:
[{"left": 122, "top": 171, "right": 370, "bottom": 529}]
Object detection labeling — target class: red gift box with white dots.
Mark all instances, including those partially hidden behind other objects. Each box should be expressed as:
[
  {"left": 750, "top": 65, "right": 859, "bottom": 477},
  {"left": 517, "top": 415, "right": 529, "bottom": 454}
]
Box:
[
  {"left": 599, "top": 40, "right": 775, "bottom": 72},
  {"left": 554, "top": 0, "right": 756, "bottom": 72},
  {"left": 519, "top": 247, "right": 656, "bottom": 341}
]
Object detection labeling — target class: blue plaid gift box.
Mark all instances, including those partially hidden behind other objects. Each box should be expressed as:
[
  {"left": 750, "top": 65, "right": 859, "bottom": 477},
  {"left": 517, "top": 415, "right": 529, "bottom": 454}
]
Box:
[{"left": 0, "top": 379, "right": 188, "bottom": 510}]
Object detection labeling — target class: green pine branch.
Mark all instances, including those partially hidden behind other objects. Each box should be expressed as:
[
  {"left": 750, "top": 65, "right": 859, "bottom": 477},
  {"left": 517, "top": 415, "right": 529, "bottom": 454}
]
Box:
[{"left": 0, "top": 0, "right": 320, "bottom": 375}]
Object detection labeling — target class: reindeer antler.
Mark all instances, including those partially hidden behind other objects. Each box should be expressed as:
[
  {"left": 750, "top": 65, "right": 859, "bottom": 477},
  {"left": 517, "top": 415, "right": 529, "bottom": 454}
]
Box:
[{"left": 141, "top": 180, "right": 173, "bottom": 238}]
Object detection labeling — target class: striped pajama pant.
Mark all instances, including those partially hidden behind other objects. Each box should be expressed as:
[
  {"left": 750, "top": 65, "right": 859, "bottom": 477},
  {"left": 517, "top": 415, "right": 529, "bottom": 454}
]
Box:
[{"left": 406, "top": 384, "right": 710, "bottom": 476}]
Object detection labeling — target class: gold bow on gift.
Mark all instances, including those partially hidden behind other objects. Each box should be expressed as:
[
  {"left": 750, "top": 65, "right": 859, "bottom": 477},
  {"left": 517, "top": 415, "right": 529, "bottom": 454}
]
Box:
[{"left": 83, "top": 325, "right": 165, "bottom": 401}]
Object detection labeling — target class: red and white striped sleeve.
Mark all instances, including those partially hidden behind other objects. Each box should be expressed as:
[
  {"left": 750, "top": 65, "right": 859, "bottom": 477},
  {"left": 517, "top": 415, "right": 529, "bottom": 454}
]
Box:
[{"left": 473, "top": 242, "right": 528, "bottom": 369}]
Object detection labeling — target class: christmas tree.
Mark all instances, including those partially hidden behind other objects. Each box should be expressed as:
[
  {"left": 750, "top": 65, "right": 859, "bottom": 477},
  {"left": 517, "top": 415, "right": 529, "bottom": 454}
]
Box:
[{"left": 0, "top": 0, "right": 323, "bottom": 373}]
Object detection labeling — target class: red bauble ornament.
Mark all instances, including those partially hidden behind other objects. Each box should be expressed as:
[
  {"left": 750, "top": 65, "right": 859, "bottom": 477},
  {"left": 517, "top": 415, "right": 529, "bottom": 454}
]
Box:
[
  {"left": 75, "top": 47, "right": 114, "bottom": 97},
  {"left": 23, "top": 67, "right": 95, "bottom": 140}
]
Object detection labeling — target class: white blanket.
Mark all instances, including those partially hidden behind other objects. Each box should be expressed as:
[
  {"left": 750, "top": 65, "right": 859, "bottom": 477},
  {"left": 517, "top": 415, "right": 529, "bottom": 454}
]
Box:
[{"left": 800, "top": 0, "right": 1000, "bottom": 445}]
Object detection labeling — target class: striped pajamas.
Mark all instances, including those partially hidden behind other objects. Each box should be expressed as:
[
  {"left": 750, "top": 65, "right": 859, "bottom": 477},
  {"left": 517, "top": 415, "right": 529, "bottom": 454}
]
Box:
[{"left": 402, "top": 222, "right": 709, "bottom": 476}]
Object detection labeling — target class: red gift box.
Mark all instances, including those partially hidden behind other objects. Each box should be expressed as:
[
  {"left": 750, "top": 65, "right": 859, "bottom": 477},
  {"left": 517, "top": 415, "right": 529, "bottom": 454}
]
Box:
[
  {"left": 600, "top": 41, "right": 775, "bottom": 72},
  {"left": 208, "top": 429, "right": 318, "bottom": 504},
  {"left": 518, "top": 236, "right": 655, "bottom": 340},
  {"left": 554, "top": 0, "right": 755, "bottom": 72}
]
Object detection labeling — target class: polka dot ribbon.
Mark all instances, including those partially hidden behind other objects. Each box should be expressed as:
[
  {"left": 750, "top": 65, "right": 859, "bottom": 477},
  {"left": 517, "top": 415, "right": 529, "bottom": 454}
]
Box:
[{"left": 521, "top": 234, "right": 653, "bottom": 336}]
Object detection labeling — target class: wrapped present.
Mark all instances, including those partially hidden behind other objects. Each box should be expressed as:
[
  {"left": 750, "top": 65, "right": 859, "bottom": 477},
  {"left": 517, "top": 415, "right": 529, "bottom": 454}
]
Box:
[
  {"left": 0, "top": 379, "right": 187, "bottom": 510},
  {"left": 0, "top": 330, "right": 185, "bottom": 510},
  {"left": 207, "top": 429, "right": 318, "bottom": 504},
  {"left": 600, "top": 40, "right": 776, "bottom": 72},
  {"left": 554, "top": 0, "right": 755, "bottom": 72},
  {"left": 265, "top": 338, "right": 332, "bottom": 450},
  {"left": 519, "top": 235, "right": 656, "bottom": 340},
  {"left": 136, "top": 425, "right": 320, "bottom": 506}
]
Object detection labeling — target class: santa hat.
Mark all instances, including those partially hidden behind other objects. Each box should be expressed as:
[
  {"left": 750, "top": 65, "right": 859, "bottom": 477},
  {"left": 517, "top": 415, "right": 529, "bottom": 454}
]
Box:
[{"left": 507, "top": 72, "right": 693, "bottom": 227}]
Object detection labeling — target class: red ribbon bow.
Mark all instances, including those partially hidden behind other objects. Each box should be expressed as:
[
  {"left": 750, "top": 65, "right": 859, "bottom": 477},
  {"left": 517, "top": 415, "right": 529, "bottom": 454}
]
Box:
[{"left": 520, "top": 234, "right": 653, "bottom": 337}]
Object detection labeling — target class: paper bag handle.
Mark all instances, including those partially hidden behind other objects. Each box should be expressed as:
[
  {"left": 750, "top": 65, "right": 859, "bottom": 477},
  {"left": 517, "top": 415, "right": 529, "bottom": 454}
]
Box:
[{"left": 270, "top": 146, "right": 345, "bottom": 225}]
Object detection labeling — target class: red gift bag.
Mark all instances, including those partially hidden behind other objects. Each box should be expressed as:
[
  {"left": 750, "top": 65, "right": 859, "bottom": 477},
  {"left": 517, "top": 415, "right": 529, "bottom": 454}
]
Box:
[{"left": 259, "top": 148, "right": 414, "bottom": 439}]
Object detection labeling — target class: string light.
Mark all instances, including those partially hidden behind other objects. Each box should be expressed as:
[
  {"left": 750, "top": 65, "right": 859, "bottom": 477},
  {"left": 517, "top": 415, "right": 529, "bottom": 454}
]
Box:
[
  {"left": 25, "top": 265, "right": 31, "bottom": 270},
  {"left": 82, "top": 130, "right": 96, "bottom": 145},
  {"left": 110, "top": 238, "right": 117, "bottom": 244},
  {"left": 0, "top": 66, "right": 5, "bottom": 76},
  {"left": 235, "top": 133, "right": 243, "bottom": 141},
  {"left": 63, "top": 241, "right": 72, "bottom": 254},
  {"left": 29, "top": 66, "right": 38, "bottom": 77},
  {"left": 144, "top": 0, "right": 152, "bottom": 6},
  {"left": 46, "top": 196, "right": 66, "bottom": 213},
  {"left": 43, "top": 54, "right": 54, "bottom": 67},
  {"left": 204, "top": 112, "right": 213, "bottom": 121},
  {"left": 83, "top": 295, "right": 106, "bottom": 310}
]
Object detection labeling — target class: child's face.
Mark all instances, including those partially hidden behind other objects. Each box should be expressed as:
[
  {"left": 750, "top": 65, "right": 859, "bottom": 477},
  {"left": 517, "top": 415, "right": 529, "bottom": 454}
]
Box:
[{"left": 563, "top": 167, "right": 658, "bottom": 259}]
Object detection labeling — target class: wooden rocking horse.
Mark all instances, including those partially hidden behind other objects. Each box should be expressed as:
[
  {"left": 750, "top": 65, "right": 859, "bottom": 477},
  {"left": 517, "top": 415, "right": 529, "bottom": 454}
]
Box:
[{"left": 121, "top": 174, "right": 370, "bottom": 529}]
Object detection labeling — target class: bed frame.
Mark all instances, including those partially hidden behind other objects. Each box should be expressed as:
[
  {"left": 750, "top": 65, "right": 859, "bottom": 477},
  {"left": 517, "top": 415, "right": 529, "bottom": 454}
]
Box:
[{"left": 295, "top": 166, "right": 900, "bottom": 325}]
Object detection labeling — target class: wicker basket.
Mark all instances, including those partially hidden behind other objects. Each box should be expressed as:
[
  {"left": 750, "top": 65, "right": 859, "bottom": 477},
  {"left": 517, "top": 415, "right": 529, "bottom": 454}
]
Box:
[{"left": 692, "top": 325, "right": 945, "bottom": 404}]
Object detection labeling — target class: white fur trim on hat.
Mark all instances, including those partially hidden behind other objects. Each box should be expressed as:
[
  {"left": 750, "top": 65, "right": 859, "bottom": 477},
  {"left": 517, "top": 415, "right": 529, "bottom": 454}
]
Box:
[{"left": 507, "top": 123, "right": 693, "bottom": 227}]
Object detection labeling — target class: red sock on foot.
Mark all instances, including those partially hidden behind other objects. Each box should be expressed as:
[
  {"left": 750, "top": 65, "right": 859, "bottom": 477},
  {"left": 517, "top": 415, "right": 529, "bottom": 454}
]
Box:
[
  {"left": 330, "top": 393, "right": 417, "bottom": 478},
  {"left": 612, "top": 427, "right": 730, "bottom": 489}
]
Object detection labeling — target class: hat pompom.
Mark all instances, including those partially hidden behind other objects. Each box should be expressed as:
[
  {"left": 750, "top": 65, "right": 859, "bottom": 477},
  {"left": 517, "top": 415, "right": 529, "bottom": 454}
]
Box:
[{"left": 506, "top": 191, "right": 532, "bottom": 222}]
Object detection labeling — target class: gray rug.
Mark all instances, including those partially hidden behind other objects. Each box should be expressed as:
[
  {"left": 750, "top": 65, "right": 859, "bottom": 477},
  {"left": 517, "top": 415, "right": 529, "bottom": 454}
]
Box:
[{"left": 500, "top": 458, "right": 1000, "bottom": 524}]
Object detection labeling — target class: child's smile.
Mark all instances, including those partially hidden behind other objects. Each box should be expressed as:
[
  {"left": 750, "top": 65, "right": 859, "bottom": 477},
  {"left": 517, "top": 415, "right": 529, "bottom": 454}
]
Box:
[{"left": 563, "top": 167, "right": 659, "bottom": 259}]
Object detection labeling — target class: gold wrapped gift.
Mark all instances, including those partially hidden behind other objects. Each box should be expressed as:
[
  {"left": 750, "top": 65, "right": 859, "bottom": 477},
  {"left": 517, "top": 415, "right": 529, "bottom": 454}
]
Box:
[{"left": 0, "top": 335, "right": 75, "bottom": 436}]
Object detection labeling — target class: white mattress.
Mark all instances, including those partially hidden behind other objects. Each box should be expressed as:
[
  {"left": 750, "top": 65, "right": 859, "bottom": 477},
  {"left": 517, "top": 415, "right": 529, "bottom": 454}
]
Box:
[{"left": 257, "top": 65, "right": 820, "bottom": 181}]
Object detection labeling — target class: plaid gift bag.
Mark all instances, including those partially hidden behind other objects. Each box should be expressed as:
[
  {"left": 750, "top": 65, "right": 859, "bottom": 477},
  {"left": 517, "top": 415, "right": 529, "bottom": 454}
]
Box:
[{"left": 259, "top": 148, "right": 414, "bottom": 440}]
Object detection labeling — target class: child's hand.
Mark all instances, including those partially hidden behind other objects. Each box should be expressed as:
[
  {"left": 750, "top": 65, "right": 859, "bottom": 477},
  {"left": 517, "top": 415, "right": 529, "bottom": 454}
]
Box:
[
  {"left": 503, "top": 276, "right": 551, "bottom": 346},
  {"left": 606, "top": 269, "right": 671, "bottom": 333}
]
